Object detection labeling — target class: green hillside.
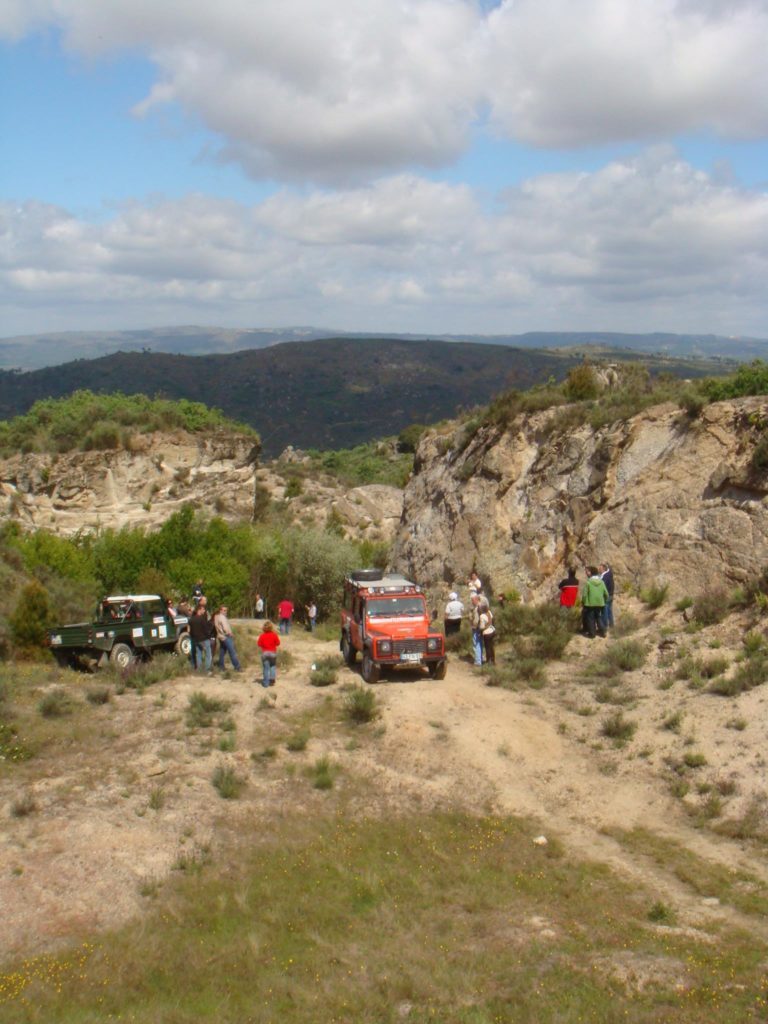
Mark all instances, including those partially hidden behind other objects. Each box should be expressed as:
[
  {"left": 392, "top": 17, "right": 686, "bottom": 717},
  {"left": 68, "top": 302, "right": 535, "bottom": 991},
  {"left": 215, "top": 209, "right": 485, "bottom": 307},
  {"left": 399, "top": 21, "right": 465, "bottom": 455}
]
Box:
[{"left": 0, "top": 337, "right": 733, "bottom": 457}]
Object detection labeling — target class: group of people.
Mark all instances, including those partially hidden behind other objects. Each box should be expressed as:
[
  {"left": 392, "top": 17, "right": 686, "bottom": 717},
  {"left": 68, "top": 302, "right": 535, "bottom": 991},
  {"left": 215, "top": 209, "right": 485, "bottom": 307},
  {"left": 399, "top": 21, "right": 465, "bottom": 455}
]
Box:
[
  {"left": 443, "top": 562, "right": 616, "bottom": 665},
  {"left": 178, "top": 581, "right": 243, "bottom": 675},
  {"left": 173, "top": 581, "right": 316, "bottom": 691},
  {"left": 443, "top": 572, "right": 496, "bottom": 667},
  {"left": 558, "top": 563, "right": 615, "bottom": 638}
]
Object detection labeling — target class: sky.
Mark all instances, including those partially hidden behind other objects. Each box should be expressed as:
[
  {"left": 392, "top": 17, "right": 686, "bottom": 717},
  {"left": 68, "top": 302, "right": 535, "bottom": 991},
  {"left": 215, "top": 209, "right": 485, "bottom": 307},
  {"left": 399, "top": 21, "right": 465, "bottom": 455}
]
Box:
[{"left": 1, "top": 0, "right": 767, "bottom": 341}]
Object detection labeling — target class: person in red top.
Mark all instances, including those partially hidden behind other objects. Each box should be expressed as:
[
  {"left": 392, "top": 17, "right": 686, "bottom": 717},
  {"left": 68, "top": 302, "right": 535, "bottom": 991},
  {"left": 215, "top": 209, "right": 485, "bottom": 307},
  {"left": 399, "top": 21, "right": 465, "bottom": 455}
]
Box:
[
  {"left": 558, "top": 567, "right": 579, "bottom": 609},
  {"left": 277, "top": 598, "right": 294, "bottom": 635},
  {"left": 257, "top": 620, "right": 281, "bottom": 689}
]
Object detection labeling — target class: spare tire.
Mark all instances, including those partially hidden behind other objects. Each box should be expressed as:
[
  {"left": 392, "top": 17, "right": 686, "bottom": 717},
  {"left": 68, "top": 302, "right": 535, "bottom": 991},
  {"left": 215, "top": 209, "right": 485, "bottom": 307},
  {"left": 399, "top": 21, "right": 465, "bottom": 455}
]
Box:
[{"left": 349, "top": 569, "right": 383, "bottom": 582}]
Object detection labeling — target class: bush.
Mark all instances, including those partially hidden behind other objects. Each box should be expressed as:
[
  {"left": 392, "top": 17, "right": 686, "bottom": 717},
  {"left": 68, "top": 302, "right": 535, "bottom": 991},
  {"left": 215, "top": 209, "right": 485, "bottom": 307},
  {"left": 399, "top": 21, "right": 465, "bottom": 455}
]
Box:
[
  {"left": 310, "top": 657, "right": 339, "bottom": 687},
  {"left": 38, "top": 687, "right": 73, "bottom": 718},
  {"left": 600, "top": 711, "right": 636, "bottom": 742},
  {"left": 286, "top": 729, "right": 310, "bottom": 752},
  {"left": 563, "top": 364, "right": 600, "bottom": 401},
  {"left": 211, "top": 764, "right": 244, "bottom": 799},
  {"left": 86, "top": 686, "right": 111, "bottom": 705},
  {"left": 343, "top": 686, "right": 379, "bottom": 724},
  {"left": 640, "top": 584, "right": 668, "bottom": 610},
  {"left": 186, "top": 691, "right": 230, "bottom": 729},
  {"left": 711, "top": 656, "right": 768, "bottom": 696},
  {"left": 312, "top": 756, "right": 336, "bottom": 790},
  {"left": 10, "top": 581, "right": 55, "bottom": 656},
  {"left": 692, "top": 588, "right": 729, "bottom": 626},
  {"left": 604, "top": 640, "right": 646, "bottom": 673}
]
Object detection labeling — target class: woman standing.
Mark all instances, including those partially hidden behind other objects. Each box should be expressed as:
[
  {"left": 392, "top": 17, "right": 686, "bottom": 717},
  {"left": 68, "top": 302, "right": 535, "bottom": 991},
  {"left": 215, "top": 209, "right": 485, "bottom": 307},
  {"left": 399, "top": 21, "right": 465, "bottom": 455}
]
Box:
[
  {"left": 479, "top": 602, "right": 496, "bottom": 665},
  {"left": 257, "top": 620, "right": 280, "bottom": 691}
]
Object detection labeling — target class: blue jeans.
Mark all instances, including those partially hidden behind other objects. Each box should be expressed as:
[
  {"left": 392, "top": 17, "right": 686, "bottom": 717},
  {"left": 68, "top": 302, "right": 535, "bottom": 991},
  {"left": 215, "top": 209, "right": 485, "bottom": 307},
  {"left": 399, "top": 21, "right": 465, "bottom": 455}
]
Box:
[
  {"left": 194, "top": 639, "right": 212, "bottom": 672},
  {"left": 261, "top": 654, "right": 277, "bottom": 687},
  {"left": 279, "top": 618, "right": 291, "bottom": 635},
  {"left": 472, "top": 628, "right": 484, "bottom": 666},
  {"left": 601, "top": 599, "right": 614, "bottom": 629},
  {"left": 218, "top": 635, "right": 241, "bottom": 670}
]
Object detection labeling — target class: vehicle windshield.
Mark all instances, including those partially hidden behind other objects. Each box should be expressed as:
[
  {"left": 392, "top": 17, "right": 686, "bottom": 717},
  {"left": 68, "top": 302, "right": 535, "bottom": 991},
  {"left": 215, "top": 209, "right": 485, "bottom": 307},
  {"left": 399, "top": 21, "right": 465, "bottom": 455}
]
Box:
[{"left": 366, "top": 596, "right": 424, "bottom": 618}]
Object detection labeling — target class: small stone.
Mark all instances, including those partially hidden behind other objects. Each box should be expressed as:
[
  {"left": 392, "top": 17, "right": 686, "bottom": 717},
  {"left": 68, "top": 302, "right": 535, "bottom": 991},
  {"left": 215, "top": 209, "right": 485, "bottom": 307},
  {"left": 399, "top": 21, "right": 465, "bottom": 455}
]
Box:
[
  {"left": 701, "top": 897, "right": 720, "bottom": 906},
  {"left": 532, "top": 835, "right": 548, "bottom": 846}
]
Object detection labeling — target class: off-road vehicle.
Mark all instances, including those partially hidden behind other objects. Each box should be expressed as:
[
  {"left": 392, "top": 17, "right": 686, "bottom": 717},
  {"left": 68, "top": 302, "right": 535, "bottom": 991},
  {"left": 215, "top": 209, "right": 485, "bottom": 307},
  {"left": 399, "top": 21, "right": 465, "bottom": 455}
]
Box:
[
  {"left": 340, "top": 570, "right": 446, "bottom": 683},
  {"left": 47, "top": 594, "right": 191, "bottom": 671}
]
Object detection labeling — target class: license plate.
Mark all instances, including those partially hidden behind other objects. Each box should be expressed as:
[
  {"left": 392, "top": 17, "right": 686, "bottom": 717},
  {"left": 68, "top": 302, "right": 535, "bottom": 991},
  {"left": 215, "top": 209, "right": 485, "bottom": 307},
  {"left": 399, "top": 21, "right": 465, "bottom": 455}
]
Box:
[{"left": 401, "top": 652, "right": 422, "bottom": 662}]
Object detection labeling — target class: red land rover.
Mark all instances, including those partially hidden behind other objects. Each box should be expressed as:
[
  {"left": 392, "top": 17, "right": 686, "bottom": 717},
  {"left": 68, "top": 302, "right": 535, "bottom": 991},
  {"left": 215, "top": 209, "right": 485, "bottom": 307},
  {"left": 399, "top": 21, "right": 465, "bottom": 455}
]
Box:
[{"left": 340, "top": 569, "right": 447, "bottom": 683}]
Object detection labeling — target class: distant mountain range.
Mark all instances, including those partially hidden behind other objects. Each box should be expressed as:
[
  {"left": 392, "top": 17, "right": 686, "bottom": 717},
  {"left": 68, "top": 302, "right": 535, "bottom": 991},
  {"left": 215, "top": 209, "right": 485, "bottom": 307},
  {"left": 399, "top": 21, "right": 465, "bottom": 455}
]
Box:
[
  {"left": 1, "top": 325, "right": 766, "bottom": 372},
  {"left": 0, "top": 337, "right": 737, "bottom": 457}
]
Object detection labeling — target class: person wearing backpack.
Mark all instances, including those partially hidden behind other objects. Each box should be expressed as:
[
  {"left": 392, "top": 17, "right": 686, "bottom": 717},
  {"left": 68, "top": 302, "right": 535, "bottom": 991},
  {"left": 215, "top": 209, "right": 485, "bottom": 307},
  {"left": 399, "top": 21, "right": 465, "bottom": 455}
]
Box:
[
  {"left": 581, "top": 567, "right": 609, "bottom": 639},
  {"left": 479, "top": 602, "right": 496, "bottom": 665}
]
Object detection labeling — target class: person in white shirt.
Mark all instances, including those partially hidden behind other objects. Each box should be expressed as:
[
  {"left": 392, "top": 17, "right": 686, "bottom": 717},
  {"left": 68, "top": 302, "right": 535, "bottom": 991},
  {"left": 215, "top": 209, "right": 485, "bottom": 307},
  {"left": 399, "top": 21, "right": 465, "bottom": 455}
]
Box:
[{"left": 444, "top": 592, "right": 464, "bottom": 635}]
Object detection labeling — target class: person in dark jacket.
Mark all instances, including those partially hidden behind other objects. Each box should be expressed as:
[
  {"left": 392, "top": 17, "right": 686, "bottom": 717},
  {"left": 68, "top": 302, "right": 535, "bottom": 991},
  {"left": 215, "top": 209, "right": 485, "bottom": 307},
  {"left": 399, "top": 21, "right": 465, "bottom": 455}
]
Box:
[
  {"left": 599, "top": 563, "right": 615, "bottom": 630},
  {"left": 189, "top": 604, "right": 213, "bottom": 674}
]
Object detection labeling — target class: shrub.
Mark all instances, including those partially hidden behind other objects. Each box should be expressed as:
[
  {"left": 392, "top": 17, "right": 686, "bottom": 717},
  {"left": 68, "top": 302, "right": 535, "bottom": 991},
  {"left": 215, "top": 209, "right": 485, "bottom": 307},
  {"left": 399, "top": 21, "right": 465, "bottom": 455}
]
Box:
[
  {"left": 38, "top": 687, "right": 73, "bottom": 718},
  {"left": 604, "top": 640, "right": 646, "bottom": 673},
  {"left": 600, "top": 711, "right": 636, "bottom": 742},
  {"left": 286, "top": 729, "right": 310, "bottom": 752},
  {"left": 312, "top": 756, "right": 336, "bottom": 790},
  {"left": 86, "top": 686, "right": 111, "bottom": 705},
  {"left": 696, "top": 656, "right": 729, "bottom": 679},
  {"left": 563, "top": 363, "right": 600, "bottom": 401},
  {"left": 711, "top": 656, "right": 768, "bottom": 696},
  {"left": 743, "top": 631, "right": 765, "bottom": 658},
  {"left": 343, "top": 686, "right": 379, "bottom": 724},
  {"left": 647, "top": 901, "right": 676, "bottom": 925},
  {"left": 310, "top": 665, "right": 337, "bottom": 687},
  {"left": 640, "top": 584, "right": 668, "bottom": 610},
  {"left": 683, "top": 751, "right": 707, "bottom": 769},
  {"left": 11, "top": 792, "right": 38, "bottom": 818},
  {"left": 211, "top": 764, "right": 244, "bottom": 800},
  {"left": 10, "top": 581, "right": 55, "bottom": 655},
  {"left": 692, "top": 588, "right": 729, "bottom": 626},
  {"left": 662, "top": 711, "right": 683, "bottom": 733},
  {"left": 610, "top": 612, "right": 641, "bottom": 638},
  {"left": 186, "top": 691, "right": 230, "bottom": 729}
]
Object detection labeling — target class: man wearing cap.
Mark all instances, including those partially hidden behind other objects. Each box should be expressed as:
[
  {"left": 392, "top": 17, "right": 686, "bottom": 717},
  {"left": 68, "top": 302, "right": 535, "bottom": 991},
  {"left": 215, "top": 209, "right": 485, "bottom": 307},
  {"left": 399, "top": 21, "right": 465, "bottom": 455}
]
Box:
[{"left": 444, "top": 591, "right": 464, "bottom": 635}]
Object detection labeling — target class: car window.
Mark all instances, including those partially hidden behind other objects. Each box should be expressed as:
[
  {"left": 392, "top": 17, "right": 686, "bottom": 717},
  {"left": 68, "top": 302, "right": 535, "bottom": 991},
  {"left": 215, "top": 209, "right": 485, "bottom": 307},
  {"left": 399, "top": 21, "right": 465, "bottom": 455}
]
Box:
[{"left": 366, "top": 597, "right": 424, "bottom": 617}]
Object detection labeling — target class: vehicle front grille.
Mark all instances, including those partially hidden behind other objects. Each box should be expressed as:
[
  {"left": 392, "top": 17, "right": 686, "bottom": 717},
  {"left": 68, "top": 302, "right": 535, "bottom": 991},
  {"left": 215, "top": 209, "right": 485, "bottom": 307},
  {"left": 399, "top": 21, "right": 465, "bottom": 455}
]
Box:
[{"left": 393, "top": 639, "right": 426, "bottom": 656}]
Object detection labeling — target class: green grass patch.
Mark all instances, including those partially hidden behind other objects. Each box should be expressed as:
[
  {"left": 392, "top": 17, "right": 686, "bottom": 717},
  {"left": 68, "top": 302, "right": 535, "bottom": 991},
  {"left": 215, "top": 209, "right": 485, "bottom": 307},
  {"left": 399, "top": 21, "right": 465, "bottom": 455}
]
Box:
[{"left": 2, "top": 812, "right": 765, "bottom": 1024}]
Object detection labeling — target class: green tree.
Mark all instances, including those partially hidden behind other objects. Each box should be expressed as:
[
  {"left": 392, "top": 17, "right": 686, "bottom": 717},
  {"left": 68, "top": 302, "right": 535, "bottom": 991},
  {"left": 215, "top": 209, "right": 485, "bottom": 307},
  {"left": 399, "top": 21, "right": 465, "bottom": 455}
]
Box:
[{"left": 10, "top": 580, "right": 55, "bottom": 655}]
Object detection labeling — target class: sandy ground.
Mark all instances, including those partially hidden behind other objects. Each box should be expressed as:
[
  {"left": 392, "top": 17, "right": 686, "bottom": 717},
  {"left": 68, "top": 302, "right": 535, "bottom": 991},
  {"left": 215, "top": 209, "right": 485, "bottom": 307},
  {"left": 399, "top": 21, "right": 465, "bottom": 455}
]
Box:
[{"left": 2, "top": 608, "right": 768, "bottom": 962}]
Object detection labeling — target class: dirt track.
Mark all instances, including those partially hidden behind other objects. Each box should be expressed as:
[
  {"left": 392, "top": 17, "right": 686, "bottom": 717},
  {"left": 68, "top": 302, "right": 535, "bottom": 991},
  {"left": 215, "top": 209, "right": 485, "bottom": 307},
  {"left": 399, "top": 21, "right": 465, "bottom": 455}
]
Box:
[{"left": 3, "top": 620, "right": 768, "bottom": 961}]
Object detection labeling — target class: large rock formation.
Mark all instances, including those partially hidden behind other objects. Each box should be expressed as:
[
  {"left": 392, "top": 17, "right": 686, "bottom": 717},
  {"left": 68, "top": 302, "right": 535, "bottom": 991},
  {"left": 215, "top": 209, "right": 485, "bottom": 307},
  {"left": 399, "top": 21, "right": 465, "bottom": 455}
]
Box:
[
  {"left": 0, "top": 431, "right": 260, "bottom": 534},
  {"left": 392, "top": 397, "right": 768, "bottom": 600}
]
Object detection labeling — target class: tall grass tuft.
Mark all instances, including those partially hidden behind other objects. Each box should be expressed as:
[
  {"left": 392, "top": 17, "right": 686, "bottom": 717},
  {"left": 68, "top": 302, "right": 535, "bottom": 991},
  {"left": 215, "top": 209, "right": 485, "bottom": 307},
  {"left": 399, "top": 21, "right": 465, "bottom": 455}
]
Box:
[{"left": 343, "top": 686, "right": 379, "bottom": 724}]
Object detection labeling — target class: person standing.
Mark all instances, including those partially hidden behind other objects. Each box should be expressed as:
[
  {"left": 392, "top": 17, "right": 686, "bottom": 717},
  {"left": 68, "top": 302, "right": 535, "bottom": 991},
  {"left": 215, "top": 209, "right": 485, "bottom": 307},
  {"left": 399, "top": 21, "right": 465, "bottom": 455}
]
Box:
[
  {"left": 558, "top": 567, "right": 580, "bottom": 610},
  {"left": 189, "top": 603, "right": 213, "bottom": 674},
  {"left": 257, "top": 620, "right": 280, "bottom": 691},
  {"left": 277, "top": 598, "right": 294, "bottom": 635},
  {"left": 254, "top": 593, "right": 264, "bottom": 619},
  {"left": 470, "top": 593, "right": 484, "bottom": 666},
  {"left": 444, "top": 591, "right": 464, "bottom": 635},
  {"left": 468, "top": 571, "right": 483, "bottom": 596},
  {"left": 479, "top": 602, "right": 496, "bottom": 665},
  {"left": 599, "top": 563, "right": 615, "bottom": 630},
  {"left": 192, "top": 579, "right": 205, "bottom": 607},
  {"left": 213, "top": 605, "right": 242, "bottom": 672},
  {"left": 581, "top": 567, "right": 609, "bottom": 639},
  {"left": 305, "top": 600, "right": 317, "bottom": 632}
]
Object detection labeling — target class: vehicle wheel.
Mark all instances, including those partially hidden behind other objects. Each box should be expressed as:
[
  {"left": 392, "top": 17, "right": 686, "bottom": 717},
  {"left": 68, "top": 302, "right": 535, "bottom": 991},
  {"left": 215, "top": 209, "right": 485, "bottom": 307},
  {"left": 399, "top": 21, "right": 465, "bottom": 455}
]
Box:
[
  {"left": 361, "top": 651, "right": 380, "bottom": 684},
  {"left": 428, "top": 659, "right": 447, "bottom": 680},
  {"left": 110, "top": 642, "right": 135, "bottom": 670},
  {"left": 350, "top": 569, "right": 383, "bottom": 582},
  {"left": 175, "top": 632, "right": 192, "bottom": 658},
  {"left": 341, "top": 632, "right": 357, "bottom": 666}
]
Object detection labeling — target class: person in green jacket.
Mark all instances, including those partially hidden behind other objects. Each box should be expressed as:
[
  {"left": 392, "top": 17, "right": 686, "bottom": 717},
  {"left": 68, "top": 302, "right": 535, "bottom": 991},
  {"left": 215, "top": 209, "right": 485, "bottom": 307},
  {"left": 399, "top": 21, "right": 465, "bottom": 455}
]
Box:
[{"left": 581, "top": 567, "right": 609, "bottom": 638}]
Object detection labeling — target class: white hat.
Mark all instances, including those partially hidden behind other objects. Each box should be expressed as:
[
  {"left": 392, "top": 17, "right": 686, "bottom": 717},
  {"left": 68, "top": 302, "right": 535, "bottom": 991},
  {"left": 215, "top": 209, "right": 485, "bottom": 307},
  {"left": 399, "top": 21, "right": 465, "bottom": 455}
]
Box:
[{"left": 448, "top": 591, "right": 458, "bottom": 600}]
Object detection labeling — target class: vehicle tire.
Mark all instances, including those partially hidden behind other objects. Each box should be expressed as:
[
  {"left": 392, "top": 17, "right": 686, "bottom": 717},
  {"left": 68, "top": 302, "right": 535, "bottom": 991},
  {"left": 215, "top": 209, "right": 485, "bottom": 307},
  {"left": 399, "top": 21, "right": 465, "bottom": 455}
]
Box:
[
  {"left": 361, "top": 651, "right": 380, "bottom": 684},
  {"left": 350, "top": 569, "right": 383, "bottom": 582},
  {"left": 428, "top": 659, "right": 447, "bottom": 680},
  {"left": 341, "top": 632, "right": 356, "bottom": 666},
  {"left": 175, "top": 632, "right": 192, "bottom": 658},
  {"left": 110, "top": 642, "right": 135, "bottom": 670}
]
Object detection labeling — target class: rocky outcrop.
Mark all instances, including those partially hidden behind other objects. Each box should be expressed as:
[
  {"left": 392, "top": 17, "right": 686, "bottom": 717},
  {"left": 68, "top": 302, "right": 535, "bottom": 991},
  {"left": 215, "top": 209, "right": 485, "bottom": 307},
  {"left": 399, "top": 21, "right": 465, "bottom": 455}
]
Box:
[
  {"left": 0, "top": 431, "right": 260, "bottom": 534},
  {"left": 392, "top": 398, "right": 768, "bottom": 600}
]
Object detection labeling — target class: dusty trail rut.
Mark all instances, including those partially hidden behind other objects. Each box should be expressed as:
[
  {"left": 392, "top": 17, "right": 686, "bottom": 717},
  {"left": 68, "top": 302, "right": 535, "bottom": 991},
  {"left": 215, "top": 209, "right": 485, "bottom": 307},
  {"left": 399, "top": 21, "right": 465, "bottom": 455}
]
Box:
[{"left": 2, "top": 625, "right": 767, "bottom": 962}]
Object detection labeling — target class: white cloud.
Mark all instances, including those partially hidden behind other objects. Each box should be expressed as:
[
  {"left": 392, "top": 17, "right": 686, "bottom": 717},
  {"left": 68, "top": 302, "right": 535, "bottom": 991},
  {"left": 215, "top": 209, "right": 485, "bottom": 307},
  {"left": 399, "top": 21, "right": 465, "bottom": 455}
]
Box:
[
  {"left": 2, "top": 2, "right": 767, "bottom": 182},
  {"left": 2, "top": 152, "right": 767, "bottom": 335}
]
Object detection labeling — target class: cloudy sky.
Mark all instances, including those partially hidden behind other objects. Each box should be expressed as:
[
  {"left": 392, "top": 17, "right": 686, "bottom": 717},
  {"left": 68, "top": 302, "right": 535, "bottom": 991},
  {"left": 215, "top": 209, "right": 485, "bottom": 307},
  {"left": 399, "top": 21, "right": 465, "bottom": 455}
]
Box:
[{"left": 1, "top": 0, "right": 767, "bottom": 340}]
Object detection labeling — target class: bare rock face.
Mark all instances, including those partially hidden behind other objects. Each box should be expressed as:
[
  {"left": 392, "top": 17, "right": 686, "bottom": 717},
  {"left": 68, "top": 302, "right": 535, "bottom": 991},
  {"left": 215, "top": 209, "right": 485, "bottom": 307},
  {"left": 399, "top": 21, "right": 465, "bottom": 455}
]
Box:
[
  {"left": 0, "top": 431, "right": 260, "bottom": 534},
  {"left": 392, "top": 398, "right": 768, "bottom": 599}
]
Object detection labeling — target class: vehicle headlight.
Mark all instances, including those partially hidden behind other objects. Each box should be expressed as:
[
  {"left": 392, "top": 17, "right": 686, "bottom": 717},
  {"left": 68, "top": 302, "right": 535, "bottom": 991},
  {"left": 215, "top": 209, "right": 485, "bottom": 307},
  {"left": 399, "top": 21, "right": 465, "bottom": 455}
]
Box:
[
  {"left": 378, "top": 640, "right": 392, "bottom": 655},
  {"left": 426, "top": 637, "right": 441, "bottom": 652},
  {"left": 50, "top": 634, "right": 62, "bottom": 646}
]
